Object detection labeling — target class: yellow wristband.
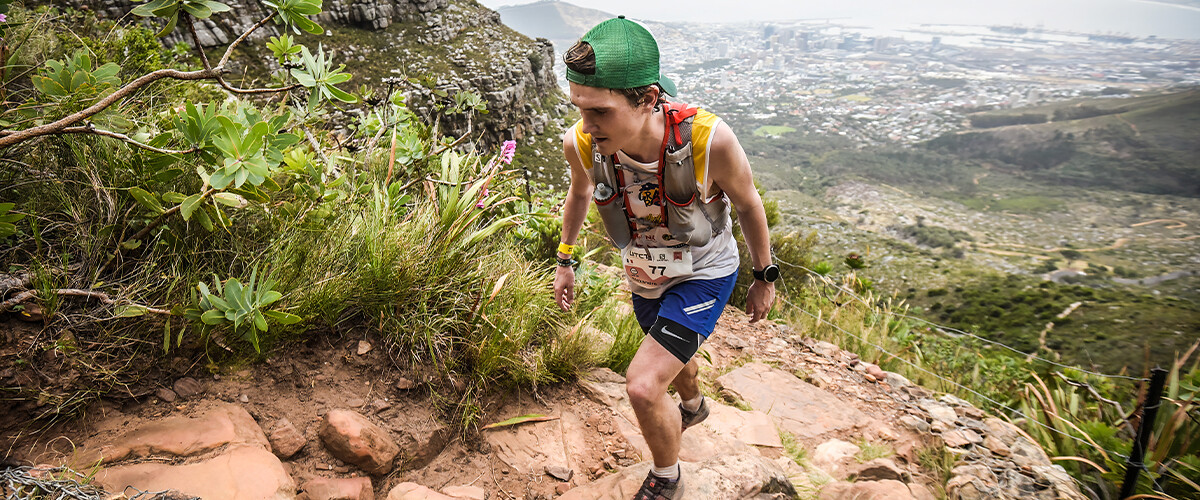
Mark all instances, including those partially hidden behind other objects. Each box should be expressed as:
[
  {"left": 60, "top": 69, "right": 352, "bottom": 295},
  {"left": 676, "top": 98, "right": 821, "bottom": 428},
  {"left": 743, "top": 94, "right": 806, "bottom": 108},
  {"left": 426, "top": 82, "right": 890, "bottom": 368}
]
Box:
[{"left": 557, "top": 242, "right": 576, "bottom": 255}]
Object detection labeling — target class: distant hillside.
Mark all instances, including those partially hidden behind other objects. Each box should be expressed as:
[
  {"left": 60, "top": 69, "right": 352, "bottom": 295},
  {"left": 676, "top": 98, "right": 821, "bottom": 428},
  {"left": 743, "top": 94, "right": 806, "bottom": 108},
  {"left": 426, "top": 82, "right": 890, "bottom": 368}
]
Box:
[
  {"left": 496, "top": 0, "right": 614, "bottom": 46},
  {"left": 926, "top": 88, "right": 1200, "bottom": 196}
]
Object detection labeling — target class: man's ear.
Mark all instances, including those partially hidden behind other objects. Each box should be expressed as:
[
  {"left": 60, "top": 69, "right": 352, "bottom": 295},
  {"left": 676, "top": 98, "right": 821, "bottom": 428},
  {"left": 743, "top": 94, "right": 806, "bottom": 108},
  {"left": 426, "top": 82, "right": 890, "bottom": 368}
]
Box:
[{"left": 640, "top": 86, "right": 661, "bottom": 110}]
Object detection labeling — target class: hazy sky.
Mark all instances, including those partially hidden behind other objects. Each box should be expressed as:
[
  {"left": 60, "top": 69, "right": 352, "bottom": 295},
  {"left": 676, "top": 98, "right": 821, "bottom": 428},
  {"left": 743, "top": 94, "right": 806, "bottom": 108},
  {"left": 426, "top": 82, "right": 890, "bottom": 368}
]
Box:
[{"left": 479, "top": 0, "right": 1200, "bottom": 39}]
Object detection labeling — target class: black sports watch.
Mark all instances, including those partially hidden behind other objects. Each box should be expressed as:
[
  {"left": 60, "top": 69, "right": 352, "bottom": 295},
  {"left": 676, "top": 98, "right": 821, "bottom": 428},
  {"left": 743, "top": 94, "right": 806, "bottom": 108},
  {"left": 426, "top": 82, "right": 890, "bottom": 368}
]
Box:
[{"left": 753, "top": 264, "right": 780, "bottom": 283}]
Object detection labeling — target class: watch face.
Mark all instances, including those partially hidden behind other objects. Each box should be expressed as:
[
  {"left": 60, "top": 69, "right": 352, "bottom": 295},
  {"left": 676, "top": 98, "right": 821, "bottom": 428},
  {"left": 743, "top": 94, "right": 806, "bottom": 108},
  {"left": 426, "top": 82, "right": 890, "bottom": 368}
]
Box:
[{"left": 765, "top": 265, "right": 780, "bottom": 282}]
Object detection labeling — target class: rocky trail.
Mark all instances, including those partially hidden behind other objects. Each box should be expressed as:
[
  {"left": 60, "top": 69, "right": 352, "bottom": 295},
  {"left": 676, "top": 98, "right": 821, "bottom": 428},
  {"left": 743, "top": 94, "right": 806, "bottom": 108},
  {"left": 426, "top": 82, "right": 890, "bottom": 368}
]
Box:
[{"left": 2, "top": 308, "right": 1085, "bottom": 500}]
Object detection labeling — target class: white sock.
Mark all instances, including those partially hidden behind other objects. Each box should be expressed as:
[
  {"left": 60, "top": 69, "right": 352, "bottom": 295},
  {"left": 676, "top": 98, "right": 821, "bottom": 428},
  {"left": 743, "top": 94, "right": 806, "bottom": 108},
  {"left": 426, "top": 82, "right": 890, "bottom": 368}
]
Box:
[
  {"left": 652, "top": 462, "right": 680, "bottom": 481},
  {"left": 681, "top": 395, "right": 703, "bottom": 412}
]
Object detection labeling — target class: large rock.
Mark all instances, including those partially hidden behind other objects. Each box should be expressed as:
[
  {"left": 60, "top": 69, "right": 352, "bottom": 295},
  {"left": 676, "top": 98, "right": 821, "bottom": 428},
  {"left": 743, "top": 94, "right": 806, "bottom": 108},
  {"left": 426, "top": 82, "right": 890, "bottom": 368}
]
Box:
[
  {"left": 319, "top": 410, "right": 400, "bottom": 476},
  {"left": 852, "top": 458, "right": 907, "bottom": 482},
  {"left": 559, "top": 454, "right": 796, "bottom": 499},
  {"left": 95, "top": 445, "right": 295, "bottom": 500},
  {"left": 811, "top": 439, "right": 860, "bottom": 477},
  {"left": 72, "top": 404, "right": 268, "bottom": 466},
  {"left": 716, "top": 363, "right": 870, "bottom": 439}
]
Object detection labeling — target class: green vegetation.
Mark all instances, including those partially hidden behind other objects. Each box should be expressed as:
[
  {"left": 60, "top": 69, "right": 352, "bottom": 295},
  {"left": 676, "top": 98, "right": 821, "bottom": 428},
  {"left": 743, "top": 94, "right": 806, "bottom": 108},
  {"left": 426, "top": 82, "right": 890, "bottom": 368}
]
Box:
[
  {"left": 0, "top": 3, "right": 601, "bottom": 434},
  {"left": 918, "top": 274, "right": 1199, "bottom": 374},
  {"left": 901, "top": 223, "right": 973, "bottom": 249},
  {"left": 754, "top": 125, "right": 798, "bottom": 137}
]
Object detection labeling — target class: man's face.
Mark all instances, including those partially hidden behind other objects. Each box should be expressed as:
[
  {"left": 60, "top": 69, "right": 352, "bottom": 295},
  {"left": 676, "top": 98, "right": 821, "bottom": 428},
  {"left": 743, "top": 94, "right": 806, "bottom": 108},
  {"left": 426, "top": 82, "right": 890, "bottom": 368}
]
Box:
[{"left": 569, "top": 82, "right": 647, "bottom": 156}]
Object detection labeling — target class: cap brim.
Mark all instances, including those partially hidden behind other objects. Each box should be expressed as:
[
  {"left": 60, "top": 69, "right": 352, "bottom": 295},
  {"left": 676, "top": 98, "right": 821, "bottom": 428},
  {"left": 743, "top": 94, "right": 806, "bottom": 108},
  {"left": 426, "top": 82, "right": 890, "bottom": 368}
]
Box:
[{"left": 658, "top": 73, "right": 677, "bottom": 96}]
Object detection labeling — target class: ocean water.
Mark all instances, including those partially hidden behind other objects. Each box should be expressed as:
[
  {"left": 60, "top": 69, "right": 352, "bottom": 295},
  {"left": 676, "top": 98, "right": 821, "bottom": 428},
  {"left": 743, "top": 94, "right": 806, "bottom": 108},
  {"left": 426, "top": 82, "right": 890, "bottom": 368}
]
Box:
[{"left": 484, "top": 0, "right": 1200, "bottom": 39}]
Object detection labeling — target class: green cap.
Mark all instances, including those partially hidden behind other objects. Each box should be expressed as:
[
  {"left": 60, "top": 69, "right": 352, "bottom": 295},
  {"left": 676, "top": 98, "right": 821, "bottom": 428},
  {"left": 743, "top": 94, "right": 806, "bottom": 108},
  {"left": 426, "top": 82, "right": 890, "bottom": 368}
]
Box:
[{"left": 566, "top": 16, "right": 677, "bottom": 96}]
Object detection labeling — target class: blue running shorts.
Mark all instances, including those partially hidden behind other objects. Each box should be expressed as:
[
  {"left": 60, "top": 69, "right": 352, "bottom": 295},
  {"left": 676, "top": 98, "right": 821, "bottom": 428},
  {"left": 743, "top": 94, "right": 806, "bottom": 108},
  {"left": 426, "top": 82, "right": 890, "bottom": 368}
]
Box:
[{"left": 631, "top": 271, "right": 738, "bottom": 363}]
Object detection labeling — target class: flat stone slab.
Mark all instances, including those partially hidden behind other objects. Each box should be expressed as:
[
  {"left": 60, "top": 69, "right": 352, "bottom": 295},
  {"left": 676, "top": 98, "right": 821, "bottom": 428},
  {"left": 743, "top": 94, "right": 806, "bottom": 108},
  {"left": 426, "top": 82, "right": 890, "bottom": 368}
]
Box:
[
  {"left": 73, "top": 404, "right": 268, "bottom": 466},
  {"left": 485, "top": 415, "right": 571, "bottom": 475},
  {"left": 559, "top": 453, "right": 796, "bottom": 499},
  {"left": 95, "top": 445, "right": 295, "bottom": 500},
  {"left": 717, "top": 362, "right": 870, "bottom": 440}
]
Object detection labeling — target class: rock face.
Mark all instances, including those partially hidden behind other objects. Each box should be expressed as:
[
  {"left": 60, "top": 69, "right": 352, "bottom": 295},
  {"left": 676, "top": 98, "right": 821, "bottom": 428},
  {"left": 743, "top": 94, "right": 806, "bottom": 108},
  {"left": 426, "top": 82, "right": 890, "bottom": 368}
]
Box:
[{"left": 319, "top": 409, "right": 401, "bottom": 476}]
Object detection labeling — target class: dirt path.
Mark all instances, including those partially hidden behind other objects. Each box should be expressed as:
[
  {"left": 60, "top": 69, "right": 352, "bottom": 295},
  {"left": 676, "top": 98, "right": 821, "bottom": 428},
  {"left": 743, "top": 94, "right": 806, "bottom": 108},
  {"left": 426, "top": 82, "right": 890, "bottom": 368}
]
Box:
[{"left": 1132, "top": 218, "right": 1187, "bottom": 229}]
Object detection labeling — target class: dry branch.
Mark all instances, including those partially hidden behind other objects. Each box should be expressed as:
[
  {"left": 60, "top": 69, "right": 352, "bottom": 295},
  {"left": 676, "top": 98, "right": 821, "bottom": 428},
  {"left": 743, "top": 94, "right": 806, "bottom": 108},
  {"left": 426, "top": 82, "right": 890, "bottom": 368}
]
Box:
[{"left": 0, "top": 289, "right": 170, "bottom": 315}]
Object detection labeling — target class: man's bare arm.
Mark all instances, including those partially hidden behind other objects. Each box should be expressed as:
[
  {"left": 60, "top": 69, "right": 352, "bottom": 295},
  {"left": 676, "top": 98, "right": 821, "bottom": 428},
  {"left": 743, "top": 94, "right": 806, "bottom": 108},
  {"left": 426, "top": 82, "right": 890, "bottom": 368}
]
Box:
[
  {"left": 554, "top": 131, "right": 594, "bottom": 310},
  {"left": 708, "top": 121, "right": 775, "bottom": 322}
]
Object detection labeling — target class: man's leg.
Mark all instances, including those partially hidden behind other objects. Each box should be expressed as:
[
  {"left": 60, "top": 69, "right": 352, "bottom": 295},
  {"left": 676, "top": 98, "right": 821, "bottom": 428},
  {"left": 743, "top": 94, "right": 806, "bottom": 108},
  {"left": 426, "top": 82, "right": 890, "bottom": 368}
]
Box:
[
  {"left": 626, "top": 335, "right": 686, "bottom": 468},
  {"left": 671, "top": 357, "right": 700, "bottom": 402}
]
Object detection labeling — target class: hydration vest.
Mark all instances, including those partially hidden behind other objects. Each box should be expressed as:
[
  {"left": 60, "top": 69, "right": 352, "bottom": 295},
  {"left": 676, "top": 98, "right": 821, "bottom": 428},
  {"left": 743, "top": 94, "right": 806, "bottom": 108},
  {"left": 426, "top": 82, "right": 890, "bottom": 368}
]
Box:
[{"left": 574, "top": 102, "right": 731, "bottom": 249}]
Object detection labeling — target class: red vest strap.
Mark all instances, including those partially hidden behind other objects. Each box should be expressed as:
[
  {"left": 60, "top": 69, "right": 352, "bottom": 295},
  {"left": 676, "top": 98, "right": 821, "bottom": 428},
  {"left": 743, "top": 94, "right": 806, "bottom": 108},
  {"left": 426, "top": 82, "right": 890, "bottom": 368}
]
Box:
[{"left": 662, "top": 102, "right": 697, "bottom": 146}]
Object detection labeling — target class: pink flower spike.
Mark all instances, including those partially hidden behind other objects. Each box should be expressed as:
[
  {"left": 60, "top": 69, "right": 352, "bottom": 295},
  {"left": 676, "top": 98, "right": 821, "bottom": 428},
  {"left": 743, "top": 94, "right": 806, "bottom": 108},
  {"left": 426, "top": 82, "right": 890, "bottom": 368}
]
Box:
[
  {"left": 500, "top": 140, "right": 517, "bottom": 165},
  {"left": 476, "top": 188, "right": 490, "bottom": 208},
  {"left": 0, "top": 14, "right": 8, "bottom": 22}
]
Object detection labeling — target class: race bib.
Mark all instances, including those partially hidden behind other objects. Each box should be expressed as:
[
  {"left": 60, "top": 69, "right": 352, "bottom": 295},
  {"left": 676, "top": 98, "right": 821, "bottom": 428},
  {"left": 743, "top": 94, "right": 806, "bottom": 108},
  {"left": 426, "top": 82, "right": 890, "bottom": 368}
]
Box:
[{"left": 623, "top": 246, "right": 693, "bottom": 288}]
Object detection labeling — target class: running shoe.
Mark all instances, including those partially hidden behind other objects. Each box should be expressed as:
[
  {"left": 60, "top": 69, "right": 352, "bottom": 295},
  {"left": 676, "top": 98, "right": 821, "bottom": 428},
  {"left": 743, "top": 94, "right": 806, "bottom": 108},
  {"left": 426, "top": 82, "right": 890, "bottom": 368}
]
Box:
[
  {"left": 633, "top": 468, "right": 684, "bottom": 500},
  {"left": 680, "top": 396, "right": 710, "bottom": 432}
]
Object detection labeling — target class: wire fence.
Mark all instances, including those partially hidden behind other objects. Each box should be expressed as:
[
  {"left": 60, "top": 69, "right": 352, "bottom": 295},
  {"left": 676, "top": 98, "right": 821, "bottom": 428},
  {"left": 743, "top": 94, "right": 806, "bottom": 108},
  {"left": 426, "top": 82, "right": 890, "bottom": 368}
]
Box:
[
  {"left": 0, "top": 466, "right": 196, "bottom": 500},
  {"left": 772, "top": 256, "right": 1151, "bottom": 382}
]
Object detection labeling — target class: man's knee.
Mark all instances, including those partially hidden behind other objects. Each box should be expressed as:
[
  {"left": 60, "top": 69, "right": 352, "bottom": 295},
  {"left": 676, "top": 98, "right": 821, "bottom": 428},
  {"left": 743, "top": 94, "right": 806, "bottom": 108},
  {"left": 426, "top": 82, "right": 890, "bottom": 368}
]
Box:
[{"left": 626, "top": 375, "right": 660, "bottom": 408}]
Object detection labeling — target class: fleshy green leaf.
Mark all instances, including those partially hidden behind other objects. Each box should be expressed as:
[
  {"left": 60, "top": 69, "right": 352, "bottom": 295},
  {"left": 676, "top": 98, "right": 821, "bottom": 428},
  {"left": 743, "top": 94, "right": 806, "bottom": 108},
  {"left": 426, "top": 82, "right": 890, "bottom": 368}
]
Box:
[
  {"left": 180, "top": 193, "right": 203, "bottom": 221},
  {"left": 263, "top": 310, "right": 302, "bottom": 325},
  {"left": 129, "top": 187, "right": 165, "bottom": 214}
]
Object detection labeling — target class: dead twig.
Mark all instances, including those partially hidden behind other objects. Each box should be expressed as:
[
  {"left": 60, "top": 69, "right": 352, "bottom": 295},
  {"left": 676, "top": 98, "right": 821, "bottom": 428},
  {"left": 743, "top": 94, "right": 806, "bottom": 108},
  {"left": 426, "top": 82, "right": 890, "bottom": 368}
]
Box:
[
  {"left": 59, "top": 124, "right": 200, "bottom": 155},
  {"left": 0, "top": 289, "right": 171, "bottom": 315}
]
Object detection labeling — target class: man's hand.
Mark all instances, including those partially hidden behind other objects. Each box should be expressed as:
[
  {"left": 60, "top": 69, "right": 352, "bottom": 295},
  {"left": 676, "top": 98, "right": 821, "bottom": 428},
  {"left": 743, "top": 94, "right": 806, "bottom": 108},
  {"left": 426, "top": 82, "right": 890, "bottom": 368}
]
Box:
[
  {"left": 745, "top": 280, "right": 775, "bottom": 323},
  {"left": 554, "top": 265, "right": 576, "bottom": 311}
]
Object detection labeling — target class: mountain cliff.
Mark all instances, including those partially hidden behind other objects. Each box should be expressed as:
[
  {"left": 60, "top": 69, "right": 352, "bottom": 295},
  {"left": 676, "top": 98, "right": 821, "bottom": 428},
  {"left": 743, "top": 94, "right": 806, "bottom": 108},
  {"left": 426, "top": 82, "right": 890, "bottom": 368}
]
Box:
[{"left": 59, "top": 0, "right": 567, "bottom": 146}]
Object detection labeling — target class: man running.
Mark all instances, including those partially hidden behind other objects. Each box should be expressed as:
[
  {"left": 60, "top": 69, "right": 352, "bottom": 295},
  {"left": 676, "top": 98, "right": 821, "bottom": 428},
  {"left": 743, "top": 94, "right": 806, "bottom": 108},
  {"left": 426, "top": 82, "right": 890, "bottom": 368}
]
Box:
[{"left": 552, "top": 16, "right": 779, "bottom": 500}]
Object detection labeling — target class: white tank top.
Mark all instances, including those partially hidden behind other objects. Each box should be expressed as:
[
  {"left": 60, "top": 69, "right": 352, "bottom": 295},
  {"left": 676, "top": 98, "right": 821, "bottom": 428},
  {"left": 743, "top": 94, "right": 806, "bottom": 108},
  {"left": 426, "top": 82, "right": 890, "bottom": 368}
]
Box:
[{"left": 614, "top": 151, "right": 740, "bottom": 299}]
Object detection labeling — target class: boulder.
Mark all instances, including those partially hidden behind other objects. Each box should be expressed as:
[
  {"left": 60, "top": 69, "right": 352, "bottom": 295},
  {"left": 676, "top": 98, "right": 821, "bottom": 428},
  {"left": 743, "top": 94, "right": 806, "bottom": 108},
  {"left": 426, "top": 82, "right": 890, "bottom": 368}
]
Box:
[
  {"left": 319, "top": 410, "right": 400, "bottom": 476},
  {"left": 852, "top": 458, "right": 907, "bottom": 482},
  {"left": 811, "top": 439, "right": 859, "bottom": 475}
]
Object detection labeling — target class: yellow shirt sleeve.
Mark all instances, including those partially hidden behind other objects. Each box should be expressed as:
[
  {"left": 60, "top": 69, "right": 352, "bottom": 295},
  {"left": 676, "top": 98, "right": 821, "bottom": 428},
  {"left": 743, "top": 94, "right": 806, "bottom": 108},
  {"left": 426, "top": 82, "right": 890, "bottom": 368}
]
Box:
[
  {"left": 690, "top": 109, "right": 723, "bottom": 191},
  {"left": 572, "top": 119, "right": 592, "bottom": 171}
]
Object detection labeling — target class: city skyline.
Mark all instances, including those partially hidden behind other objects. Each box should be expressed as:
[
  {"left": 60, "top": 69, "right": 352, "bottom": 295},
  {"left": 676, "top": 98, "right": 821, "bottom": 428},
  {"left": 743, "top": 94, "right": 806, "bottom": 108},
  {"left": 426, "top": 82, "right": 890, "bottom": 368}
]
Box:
[{"left": 481, "top": 0, "right": 1200, "bottom": 39}]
